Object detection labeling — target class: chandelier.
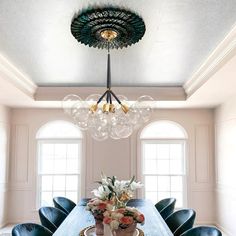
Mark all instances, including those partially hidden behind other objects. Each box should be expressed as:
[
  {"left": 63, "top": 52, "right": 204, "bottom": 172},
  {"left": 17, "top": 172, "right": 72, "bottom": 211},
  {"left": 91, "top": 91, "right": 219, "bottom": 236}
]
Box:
[{"left": 62, "top": 6, "right": 154, "bottom": 141}]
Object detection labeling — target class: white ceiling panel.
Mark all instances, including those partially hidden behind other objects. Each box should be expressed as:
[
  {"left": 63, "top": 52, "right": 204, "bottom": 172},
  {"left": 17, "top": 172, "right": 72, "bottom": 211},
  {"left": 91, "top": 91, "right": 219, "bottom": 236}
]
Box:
[{"left": 0, "top": 0, "right": 236, "bottom": 87}]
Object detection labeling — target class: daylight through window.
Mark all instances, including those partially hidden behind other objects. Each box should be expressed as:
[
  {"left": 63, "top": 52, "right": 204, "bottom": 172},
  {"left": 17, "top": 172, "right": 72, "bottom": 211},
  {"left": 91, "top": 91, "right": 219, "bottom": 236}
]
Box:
[
  {"left": 140, "top": 121, "right": 187, "bottom": 208},
  {"left": 36, "top": 120, "right": 82, "bottom": 207}
]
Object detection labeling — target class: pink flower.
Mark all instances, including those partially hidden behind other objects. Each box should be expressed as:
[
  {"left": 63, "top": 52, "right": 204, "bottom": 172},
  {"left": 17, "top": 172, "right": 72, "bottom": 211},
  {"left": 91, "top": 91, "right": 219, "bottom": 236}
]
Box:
[
  {"left": 103, "top": 216, "right": 112, "bottom": 224},
  {"left": 136, "top": 214, "right": 145, "bottom": 223},
  {"left": 98, "top": 203, "right": 107, "bottom": 210},
  {"left": 116, "top": 208, "right": 126, "bottom": 214},
  {"left": 120, "top": 216, "right": 134, "bottom": 225},
  {"left": 106, "top": 200, "right": 114, "bottom": 205}
]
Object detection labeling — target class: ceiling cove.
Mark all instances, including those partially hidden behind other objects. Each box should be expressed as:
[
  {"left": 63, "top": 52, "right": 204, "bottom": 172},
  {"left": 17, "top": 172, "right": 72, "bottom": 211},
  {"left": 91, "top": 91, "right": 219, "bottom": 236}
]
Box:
[{"left": 0, "top": 1, "right": 236, "bottom": 88}]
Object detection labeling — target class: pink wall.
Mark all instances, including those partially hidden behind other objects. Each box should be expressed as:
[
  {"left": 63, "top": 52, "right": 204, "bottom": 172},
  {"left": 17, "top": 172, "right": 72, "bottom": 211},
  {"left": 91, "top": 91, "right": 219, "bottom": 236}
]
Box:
[
  {"left": 8, "top": 108, "right": 214, "bottom": 225},
  {"left": 215, "top": 95, "right": 236, "bottom": 236},
  {"left": 0, "top": 105, "right": 11, "bottom": 227}
]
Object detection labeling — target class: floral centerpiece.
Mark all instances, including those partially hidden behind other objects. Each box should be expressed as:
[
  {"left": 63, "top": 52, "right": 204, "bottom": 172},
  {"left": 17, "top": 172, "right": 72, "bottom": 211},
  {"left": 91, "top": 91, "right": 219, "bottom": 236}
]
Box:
[
  {"left": 103, "top": 207, "right": 145, "bottom": 236},
  {"left": 86, "top": 198, "right": 114, "bottom": 235},
  {"left": 86, "top": 173, "right": 144, "bottom": 235},
  {"left": 86, "top": 198, "right": 114, "bottom": 219},
  {"left": 92, "top": 173, "right": 143, "bottom": 208}
]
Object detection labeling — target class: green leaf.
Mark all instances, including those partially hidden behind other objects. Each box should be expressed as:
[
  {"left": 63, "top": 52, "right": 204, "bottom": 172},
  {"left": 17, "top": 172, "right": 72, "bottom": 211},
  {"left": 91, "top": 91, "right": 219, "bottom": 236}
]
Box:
[
  {"left": 107, "top": 185, "right": 114, "bottom": 193},
  {"left": 108, "top": 193, "right": 113, "bottom": 200},
  {"left": 128, "top": 175, "right": 135, "bottom": 186},
  {"left": 112, "top": 176, "right": 115, "bottom": 186},
  {"left": 107, "top": 177, "right": 112, "bottom": 183}
]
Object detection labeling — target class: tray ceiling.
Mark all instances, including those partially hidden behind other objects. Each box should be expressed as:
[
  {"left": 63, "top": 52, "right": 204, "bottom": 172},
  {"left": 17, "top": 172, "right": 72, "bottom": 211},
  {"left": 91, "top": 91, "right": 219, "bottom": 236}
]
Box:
[{"left": 0, "top": 0, "right": 236, "bottom": 87}]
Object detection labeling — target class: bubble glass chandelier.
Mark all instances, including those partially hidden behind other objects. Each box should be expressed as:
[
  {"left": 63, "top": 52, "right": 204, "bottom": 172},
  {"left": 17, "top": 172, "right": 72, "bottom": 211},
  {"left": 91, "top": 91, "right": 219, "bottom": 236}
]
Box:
[{"left": 62, "top": 6, "right": 154, "bottom": 141}]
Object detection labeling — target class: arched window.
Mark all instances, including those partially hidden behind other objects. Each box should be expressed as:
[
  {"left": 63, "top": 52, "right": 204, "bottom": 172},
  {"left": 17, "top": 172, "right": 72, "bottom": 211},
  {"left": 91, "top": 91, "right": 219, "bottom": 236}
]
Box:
[
  {"left": 140, "top": 120, "right": 187, "bottom": 208},
  {"left": 36, "top": 120, "right": 82, "bottom": 207}
]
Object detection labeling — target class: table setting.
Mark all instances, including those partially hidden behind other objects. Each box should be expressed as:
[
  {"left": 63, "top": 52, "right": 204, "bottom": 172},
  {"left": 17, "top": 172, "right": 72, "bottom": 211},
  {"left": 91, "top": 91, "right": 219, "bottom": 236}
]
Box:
[{"left": 53, "top": 173, "right": 173, "bottom": 236}]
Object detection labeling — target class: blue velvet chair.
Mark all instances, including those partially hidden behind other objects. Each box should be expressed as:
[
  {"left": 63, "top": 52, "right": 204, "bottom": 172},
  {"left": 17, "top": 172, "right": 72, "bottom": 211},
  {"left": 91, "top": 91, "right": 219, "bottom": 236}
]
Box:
[
  {"left": 39, "top": 206, "right": 67, "bottom": 233},
  {"left": 155, "top": 198, "right": 176, "bottom": 220},
  {"left": 53, "top": 196, "right": 76, "bottom": 214},
  {"left": 165, "top": 209, "right": 196, "bottom": 236},
  {"left": 180, "top": 226, "right": 222, "bottom": 236},
  {"left": 12, "top": 223, "right": 52, "bottom": 236}
]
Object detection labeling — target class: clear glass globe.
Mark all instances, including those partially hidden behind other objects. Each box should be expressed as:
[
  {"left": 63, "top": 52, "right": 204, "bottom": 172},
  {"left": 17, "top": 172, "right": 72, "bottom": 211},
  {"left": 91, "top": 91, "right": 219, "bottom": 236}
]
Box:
[
  {"left": 87, "top": 113, "right": 99, "bottom": 128},
  {"left": 88, "top": 113, "right": 109, "bottom": 141},
  {"left": 72, "top": 102, "right": 90, "bottom": 130},
  {"left": 86, "top": 94, "right": 102, "bottom": 105},
  {"left": 129, "top": 105, "right": 142, "bottom": 126},
  {"left": 109, "top": 113, "right": 120, "bottom": 139},
  {"left": 62, "top": 94, "right": 81, "bottom": 115},
  {"left": 112, "top": 110, "right": 133, "bottom": 138},
  {"left": 135, "top": 95, "right": 154, "bottom": 123},
  {"left": 109, "top": 131, "right": 120, "bottom": 140}
]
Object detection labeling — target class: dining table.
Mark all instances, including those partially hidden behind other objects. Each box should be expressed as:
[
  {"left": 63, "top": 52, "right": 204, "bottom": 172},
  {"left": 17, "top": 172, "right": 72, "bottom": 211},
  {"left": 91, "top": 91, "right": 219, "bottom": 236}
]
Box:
[{"left": 53, "top": 199, "right": 173, "bottom": 236}]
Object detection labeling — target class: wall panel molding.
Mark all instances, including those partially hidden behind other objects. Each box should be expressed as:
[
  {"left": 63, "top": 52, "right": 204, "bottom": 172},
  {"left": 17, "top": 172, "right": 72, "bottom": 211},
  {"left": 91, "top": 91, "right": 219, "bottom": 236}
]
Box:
[
  {"left": 0, "top": 122, "right": 10, "bottom": 186},
  {"left": 194, "top": 125, "right": 210, "bottom": 183},
  {"left": 13, "top": 124, "right": 29, "bottom": 184}
]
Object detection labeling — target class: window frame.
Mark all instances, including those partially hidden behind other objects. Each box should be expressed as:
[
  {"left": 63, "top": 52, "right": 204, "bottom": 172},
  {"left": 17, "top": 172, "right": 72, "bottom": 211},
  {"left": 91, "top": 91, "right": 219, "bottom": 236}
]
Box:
[
  {"left": 36, "top": 137, "right": 82, "bottom": 209},
  {"left": 137, "top": 120, "right": 188, "bottom": 209},
  {"left": 140, "top": 138, "right": 187, "bottom": 208}
]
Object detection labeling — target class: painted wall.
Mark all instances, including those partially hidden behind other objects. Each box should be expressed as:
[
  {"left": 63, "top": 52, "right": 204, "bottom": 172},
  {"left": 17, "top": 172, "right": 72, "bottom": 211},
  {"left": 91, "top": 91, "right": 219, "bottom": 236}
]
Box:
[
  {"left": 8, "top": 108, "right": 214, "bottom": 225},
  {"left": 215, "top": 94, "right": 236, "bottom": 236},
  {"left": 0, "top": 105, "right": 11, "bottom": 227}
]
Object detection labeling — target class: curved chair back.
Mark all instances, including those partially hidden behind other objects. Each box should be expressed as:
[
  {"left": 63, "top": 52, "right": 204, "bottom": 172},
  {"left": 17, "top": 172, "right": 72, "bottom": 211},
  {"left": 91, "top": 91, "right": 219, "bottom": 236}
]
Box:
[
  {"left": 155, "top": 198, "right": 176, "bottom": 220},
  {"left": 39, "top": 207, "right": 67, "bottom": 233},
  {"left": 12, "top": 223, "right": 52, "bottom": 236},
  {"left": 180, "top": 226, "right": 222, "bottom": 236},
  {"left": 165, "top": 209, "right": 196, "bottom": 236},
  {"left": 53, "top": 196, "right": 76, "bottom": 214}
]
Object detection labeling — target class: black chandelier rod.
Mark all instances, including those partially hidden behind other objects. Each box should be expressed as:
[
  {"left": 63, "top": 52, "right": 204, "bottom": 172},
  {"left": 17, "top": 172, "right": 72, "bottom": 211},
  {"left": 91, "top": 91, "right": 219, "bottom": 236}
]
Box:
[
  {"left": 107, "top": 43, "right": 111, "bottom": 90},
  {"left": 96, "top": 42, "right": 123, "bottom": 106}
]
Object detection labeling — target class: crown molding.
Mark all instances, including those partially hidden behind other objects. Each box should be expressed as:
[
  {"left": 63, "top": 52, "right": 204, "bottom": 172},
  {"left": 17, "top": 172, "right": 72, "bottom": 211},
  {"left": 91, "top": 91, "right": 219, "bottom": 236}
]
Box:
[
  {"left": 35, "top": 86, "right": 186, "bottom": 101},
  {"left": 0, "top": 54, "right": 37, "bottom": 98},
  {"left": 184, "top": 24, "right": 236, "bottom": 97}
]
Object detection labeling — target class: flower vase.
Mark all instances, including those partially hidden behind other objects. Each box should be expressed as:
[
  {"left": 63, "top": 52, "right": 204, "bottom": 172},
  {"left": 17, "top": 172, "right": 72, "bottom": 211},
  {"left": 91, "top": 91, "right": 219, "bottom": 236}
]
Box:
[
  {"left": 95, "top": 219, "right": 104, "bottom": 235},
  {"left": 93, "top": 213, "right": 104, "bottom": 235},
  {"left": 112, "top": 223, "right": 137, "bottom": 236}
]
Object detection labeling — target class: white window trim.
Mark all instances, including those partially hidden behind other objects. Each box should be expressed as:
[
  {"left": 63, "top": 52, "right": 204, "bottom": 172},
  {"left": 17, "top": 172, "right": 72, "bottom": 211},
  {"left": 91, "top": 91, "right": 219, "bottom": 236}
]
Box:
[
  {"left": 139, "top": 138, "right": 188, "bottom": 209},
  {"left": 36, "top": 138, "right": 82, "bottom": 209}
]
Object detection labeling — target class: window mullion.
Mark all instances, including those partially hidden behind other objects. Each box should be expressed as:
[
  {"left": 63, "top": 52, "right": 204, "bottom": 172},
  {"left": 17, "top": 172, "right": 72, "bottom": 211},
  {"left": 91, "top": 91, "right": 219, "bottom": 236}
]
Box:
[
  {"left": 38, "top": 137, "right": 81, "bottom": 207},
  {"left": 141, "top": 136, "right": 186, "bottom": 208}
]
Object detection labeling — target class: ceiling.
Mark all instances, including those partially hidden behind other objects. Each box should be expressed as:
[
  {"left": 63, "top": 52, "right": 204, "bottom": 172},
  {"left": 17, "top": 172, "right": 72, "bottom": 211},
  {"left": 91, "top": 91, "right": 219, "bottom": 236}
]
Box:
[{"left": 1, "top": 0, "right": 236, "bottom": 87}]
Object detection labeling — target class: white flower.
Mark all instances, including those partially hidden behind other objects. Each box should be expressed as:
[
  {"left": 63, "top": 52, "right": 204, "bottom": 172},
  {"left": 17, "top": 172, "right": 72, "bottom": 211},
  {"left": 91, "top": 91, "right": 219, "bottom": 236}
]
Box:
[
  {"left": 111, "top": 212, "right": 123, "bottom": 220},
  {"left": 130, "top": 181, "right": 143, "bottom": 191},
  {"left": 113, "top": 180, "right": 121, "bottom": 194},
  {"left": 106, "top": 204, "right": 113, "bottom": 211},
  {"left": 103, "top": 211, "right": 110, "bottom": 217},
  {"left": 110, "top": 220, "right": 120, "bottom": 230},
  {"left": 92, "top": 186, "right": 110, "bottom": 200}
]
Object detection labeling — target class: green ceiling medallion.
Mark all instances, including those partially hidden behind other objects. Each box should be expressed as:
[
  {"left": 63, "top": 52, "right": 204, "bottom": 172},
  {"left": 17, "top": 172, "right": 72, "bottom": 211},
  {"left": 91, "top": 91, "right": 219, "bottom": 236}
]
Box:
[{"left": 71, "top": 6, "right": 146, "bottom": 49}]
